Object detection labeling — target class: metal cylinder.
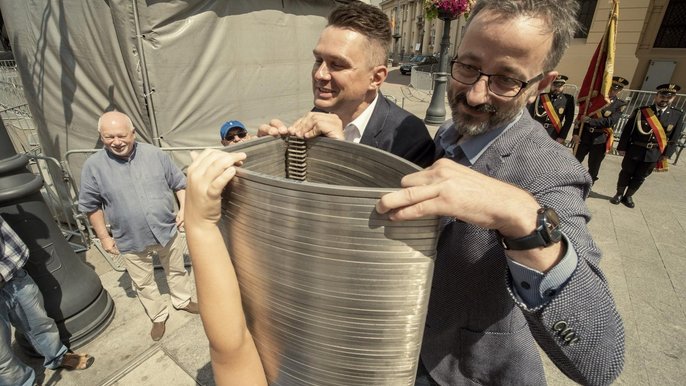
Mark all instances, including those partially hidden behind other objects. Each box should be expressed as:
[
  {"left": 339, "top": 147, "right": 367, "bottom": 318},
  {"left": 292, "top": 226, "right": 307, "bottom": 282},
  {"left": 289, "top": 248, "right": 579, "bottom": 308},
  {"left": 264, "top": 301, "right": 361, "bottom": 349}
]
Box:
[
  {"left": 222, "top": 137, "right": 439, "bottom": 385},
  {"left": 0, "top": 117, "right": 115, "bottom": 349}
]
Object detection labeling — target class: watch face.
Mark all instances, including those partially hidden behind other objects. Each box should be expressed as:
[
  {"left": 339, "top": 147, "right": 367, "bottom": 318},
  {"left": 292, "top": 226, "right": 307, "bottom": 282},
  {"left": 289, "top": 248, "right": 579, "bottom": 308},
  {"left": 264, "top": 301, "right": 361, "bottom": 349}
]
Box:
[{"left": 542, "top": 207, "right": 562, "bottom": 242}]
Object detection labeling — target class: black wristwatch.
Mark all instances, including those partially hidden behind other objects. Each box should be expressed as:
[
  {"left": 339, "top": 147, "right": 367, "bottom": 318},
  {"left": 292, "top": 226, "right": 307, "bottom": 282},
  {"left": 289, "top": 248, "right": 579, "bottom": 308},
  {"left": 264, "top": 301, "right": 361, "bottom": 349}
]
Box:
[{"left": 499, "top": 206, "right": 562, "bottom": 250}]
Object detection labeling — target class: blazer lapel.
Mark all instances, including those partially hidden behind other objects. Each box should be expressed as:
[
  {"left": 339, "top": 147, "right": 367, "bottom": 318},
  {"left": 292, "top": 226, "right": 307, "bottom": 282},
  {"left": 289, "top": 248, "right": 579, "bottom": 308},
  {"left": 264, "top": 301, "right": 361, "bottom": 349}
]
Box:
[
  {"left": 472, "top": 113, "right": 537, "bottom": 175},
  {"left": 360, "top": 93, "right": 388, "bottom": 146}
]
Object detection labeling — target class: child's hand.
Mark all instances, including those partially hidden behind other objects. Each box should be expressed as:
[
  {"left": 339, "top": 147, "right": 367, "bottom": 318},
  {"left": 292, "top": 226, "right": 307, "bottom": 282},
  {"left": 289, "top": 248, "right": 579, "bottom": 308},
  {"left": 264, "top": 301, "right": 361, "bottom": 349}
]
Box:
[{"left": 185, "top": 149, "right": 246, "bottom": 227}]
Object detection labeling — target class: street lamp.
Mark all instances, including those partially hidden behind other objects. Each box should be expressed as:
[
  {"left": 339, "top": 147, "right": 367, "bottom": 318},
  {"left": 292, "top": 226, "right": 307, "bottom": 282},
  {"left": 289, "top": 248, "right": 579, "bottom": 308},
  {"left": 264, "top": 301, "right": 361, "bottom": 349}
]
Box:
[{"left": 425, "top": 16, "right": 453, "bottom": 124}]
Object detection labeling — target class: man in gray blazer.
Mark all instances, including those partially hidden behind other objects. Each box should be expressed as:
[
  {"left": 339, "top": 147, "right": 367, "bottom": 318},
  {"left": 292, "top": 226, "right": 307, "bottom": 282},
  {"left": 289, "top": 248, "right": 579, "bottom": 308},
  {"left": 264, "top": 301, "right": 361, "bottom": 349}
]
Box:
[
  {"left": 377, "top": 0, "right": 625, "bottom": 385},
  {"left": 259, "top": 1, "right": 435, "bottom": 168}
]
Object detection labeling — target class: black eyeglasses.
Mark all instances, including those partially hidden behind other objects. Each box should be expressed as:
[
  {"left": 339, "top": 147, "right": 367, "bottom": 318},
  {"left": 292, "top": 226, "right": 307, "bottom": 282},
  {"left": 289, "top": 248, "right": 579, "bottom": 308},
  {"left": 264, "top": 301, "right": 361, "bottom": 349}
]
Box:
[
  {"left": 450, "top": 60, "right": 543, "bottom": 97},
  {"left": 225, "top": 130, "right": 248, "bottom": 141}
]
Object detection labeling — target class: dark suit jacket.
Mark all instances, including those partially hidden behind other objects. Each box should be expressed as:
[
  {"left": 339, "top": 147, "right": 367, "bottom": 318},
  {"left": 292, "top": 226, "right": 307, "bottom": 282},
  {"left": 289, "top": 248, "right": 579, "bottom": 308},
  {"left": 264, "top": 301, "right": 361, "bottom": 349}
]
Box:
[
  {"left": 528, "top": 92, "right": 575, "bottom": 141},
  {"left": 423, "top": 112, "right": 624, "bottom": 385},
  {"left": 574, "top": 96, "right": 627, "bottom": 145},
  {"left": 617, "top": 104, "right": 685, "bottom": 163},
  {"left": 358, "top": 93, "right": 435, "bottom": 168}
]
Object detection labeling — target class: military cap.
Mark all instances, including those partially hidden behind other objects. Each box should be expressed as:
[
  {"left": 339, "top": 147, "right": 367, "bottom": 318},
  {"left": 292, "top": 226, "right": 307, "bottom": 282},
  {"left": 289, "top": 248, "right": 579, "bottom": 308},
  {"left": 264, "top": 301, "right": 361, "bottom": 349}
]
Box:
[
  {"left": 552, "top": 75, "right": 568, "bottom": 85},
  {"left": 611, "top": 76, "right": 629, "bottom": 89},
  {"left": 656, "top": 83, "right": 681, "bottom": 96}
]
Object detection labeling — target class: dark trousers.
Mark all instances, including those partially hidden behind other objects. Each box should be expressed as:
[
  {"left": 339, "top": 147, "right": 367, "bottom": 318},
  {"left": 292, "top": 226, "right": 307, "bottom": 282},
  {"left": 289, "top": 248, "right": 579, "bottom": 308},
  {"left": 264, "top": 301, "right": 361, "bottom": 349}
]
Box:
[
  {"left": 575, "top": 142, "right": 606, "bottom": 182},
  {"left": 617, "top": 156, "right": 656, "bottom": 193}
]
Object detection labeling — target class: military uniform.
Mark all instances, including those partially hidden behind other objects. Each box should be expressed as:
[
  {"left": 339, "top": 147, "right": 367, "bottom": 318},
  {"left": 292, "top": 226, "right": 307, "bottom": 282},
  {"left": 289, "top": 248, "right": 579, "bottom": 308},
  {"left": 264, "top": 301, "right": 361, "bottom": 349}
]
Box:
[
  {"left": 574, "top": 76, "right": 629, "bottom": 182},
  {"left": 610, "top": 83, "right": 684, "bottom": 208},
  {"left": 528, "top": 75, "right": 576, "bottom": 142}
]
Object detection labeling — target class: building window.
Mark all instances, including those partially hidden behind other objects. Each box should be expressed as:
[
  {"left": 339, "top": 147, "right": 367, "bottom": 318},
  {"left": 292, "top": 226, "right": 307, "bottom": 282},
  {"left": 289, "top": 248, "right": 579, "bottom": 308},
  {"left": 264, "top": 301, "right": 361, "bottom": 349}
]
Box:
[
  {"left": 575, "top": 0, "right": 597, "bottom": 39},
  {"left": 654, "top": 0, "right": 686, "bottom": 48}
]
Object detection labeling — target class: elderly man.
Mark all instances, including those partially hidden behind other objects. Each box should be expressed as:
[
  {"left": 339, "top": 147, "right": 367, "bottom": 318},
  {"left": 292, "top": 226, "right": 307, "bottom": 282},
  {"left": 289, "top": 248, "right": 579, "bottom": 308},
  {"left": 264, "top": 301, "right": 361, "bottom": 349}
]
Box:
[
  {"left": 375, "top": 0, "right": 625, "bottom": 385},
  {"left": 259, "top": 1, "right": 435, "bottom": 168},
  {"left": 610, "top": 83, "right": 684, "bottom": 208},
  {"left": 573, "top": 76, "right": 629, "bottom": 183},
  {"left": 1, "top": 216, "right": 93, "bottom": 386},
  {"left": 528, "top": 74, "right": 575, "bottom": 143},
  {"left": 78, "top": 111, "right": 198, "bottom": 342}
]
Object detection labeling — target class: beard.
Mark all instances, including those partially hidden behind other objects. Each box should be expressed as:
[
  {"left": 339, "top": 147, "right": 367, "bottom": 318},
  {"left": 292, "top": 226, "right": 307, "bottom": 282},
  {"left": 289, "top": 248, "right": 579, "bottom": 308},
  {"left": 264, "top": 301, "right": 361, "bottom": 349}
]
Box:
[{"left": 448, "top": 90, "right": 529, "bottom": 137}]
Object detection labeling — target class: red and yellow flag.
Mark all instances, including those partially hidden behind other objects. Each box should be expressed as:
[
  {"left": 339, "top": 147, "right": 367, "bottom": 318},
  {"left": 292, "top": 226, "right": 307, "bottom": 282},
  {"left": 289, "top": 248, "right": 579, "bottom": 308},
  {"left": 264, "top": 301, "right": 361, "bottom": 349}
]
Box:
[{"left": 576, "top": 0, "right": 619, "bottom": 122}]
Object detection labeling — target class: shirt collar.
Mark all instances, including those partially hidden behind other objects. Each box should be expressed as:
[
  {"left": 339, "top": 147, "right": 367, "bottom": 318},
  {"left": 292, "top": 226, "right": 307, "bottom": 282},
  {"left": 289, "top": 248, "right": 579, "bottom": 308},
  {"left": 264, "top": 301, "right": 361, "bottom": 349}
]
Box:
[
  {"left": 439, "top": 110, "right": 524, "bottom": 165},
  {"left": 344, "top": 92, "right": 379, "bottom": 143}
]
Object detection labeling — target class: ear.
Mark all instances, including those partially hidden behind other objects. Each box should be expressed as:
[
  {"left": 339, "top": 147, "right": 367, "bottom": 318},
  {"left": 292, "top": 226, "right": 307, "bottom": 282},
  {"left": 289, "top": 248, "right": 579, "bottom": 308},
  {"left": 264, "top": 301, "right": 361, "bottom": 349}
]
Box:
[
  {"left": 369, "top": 65, "right": 388, "bottom": 91},
  {"left": 527, "top": 71, "right": 558, "bottom": 104}
]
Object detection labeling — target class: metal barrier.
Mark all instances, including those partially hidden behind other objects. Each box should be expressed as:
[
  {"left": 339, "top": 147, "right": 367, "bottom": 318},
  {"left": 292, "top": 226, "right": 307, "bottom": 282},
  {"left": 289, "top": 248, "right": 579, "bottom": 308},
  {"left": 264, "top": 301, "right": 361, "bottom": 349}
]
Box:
[
  {"left": 64, "top": 146, "right": 221, "bottom": 271},
  {"left": 410, "top": 67, "right": 434, "bottom": 91}
]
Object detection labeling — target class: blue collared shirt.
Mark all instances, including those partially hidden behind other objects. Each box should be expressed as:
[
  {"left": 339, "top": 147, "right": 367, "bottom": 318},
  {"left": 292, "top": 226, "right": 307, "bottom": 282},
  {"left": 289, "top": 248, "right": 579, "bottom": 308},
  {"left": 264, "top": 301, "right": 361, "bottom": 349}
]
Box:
[
  {"left": 78, "top": 142, "right": 186, "bottom": 253},
  {"left": 435, "top": 113, "right": 578, "bottom": 308}
]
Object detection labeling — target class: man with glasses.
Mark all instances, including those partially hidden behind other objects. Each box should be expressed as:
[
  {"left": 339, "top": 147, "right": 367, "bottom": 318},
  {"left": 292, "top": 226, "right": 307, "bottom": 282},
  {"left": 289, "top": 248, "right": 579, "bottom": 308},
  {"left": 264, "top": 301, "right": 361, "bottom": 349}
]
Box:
[
  {"left": 528, "top": 75, "right": 576, "bottom": 143},
  {"left": 572, "top": 76, "right": 629, "bottom": 184},
  {"left": 258, "top": 1, "right": 435, "bottom": 167},
  {"left": 609, "top": 83, "right": 684, "bottom": 208},
  {"left": 220, "top": 120, "right": 252, "bottom": 146},
  {"left": 376, "top": 0, "right": 625, "bottom": 384}
]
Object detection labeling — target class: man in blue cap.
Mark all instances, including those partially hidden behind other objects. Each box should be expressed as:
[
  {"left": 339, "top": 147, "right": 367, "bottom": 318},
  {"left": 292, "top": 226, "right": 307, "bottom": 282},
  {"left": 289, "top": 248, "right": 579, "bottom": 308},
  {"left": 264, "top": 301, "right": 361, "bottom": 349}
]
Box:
[{"left": 220, "top": 120, "right": 252, "bottom": 146}]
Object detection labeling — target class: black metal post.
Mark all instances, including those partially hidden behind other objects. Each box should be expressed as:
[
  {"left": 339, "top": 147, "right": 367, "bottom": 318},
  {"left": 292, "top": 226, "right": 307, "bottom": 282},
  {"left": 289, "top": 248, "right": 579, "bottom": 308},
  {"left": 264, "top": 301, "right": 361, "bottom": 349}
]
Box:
[
  {"left": 0, "top": 117, "right": 115, "bottom": 350},
  {"left": 425, "top": 18, "right": 452, "bottom": 124}
]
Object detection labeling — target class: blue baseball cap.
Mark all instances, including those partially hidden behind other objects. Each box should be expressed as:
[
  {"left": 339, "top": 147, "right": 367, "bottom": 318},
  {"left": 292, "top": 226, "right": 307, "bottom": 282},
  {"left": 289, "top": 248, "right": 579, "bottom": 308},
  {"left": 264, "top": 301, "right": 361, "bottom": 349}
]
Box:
[{"left": 220, "top": 120, "right": 247, "bottom": 139}]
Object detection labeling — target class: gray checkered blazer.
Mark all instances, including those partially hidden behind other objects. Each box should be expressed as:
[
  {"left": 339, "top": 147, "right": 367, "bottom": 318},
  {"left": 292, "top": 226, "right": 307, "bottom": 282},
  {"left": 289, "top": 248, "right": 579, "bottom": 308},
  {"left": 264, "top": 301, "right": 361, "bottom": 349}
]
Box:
[{"left": 421, "top": 111, "right": 625, "bottom": 386}]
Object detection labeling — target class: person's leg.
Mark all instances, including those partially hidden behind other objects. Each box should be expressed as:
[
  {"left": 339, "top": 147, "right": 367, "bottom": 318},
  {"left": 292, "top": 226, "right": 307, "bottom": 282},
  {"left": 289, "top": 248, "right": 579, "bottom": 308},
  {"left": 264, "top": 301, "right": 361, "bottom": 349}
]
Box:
[
  {"left": 5, "top": 269, "right": 67, "bottom": 369},
  {"left": 158, "top": 232, "right": 192, "bottom": 309},
  {"left": 1, "top": 281, "right": 36, "bottom": 386},
  {"left": 574, "top": 141, "right": 590, "bottom": 163},
  {"left": 123, "top": 249, "right": 169, "bottom": 323},
  {"left": 586, "top": 144, "right": 607, "bottom": 183},
  {"left": 624, "top": 161, "right": 656, "bottom": 207}
]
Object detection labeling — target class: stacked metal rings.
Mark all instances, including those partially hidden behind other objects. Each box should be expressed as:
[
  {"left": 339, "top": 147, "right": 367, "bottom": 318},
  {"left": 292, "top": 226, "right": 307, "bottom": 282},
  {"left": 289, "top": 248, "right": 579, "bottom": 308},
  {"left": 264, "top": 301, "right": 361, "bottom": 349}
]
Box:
[{"left": 221, "top": 137, "right": 439, "bottom": 385}]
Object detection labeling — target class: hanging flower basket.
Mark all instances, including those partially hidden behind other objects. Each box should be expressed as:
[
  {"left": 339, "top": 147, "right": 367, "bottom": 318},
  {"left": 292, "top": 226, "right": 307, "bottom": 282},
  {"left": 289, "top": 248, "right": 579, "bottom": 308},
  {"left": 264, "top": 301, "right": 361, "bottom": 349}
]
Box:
[{"left": 424, "top": 0, "right": 473, "bottom": 21}]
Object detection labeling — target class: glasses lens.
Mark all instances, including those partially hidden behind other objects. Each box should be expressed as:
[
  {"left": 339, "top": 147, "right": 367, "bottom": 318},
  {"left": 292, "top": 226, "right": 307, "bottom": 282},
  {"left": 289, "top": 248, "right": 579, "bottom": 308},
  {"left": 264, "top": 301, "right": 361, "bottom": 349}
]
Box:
[
  {"left": 451, "top": 61, "right": 480, "bottom": 84},
  {"left": 226, "top": 130, "right": 247, "bottom": 141},
  {"left": 489, "top": 75, "right": 524, "bottom": 97}
]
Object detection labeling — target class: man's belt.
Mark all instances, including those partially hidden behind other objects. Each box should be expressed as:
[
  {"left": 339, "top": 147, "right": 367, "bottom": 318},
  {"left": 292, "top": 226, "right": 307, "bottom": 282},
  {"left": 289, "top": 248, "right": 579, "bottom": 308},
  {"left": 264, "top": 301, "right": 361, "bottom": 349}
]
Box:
[
  {"left": 633, "top": 141, "right": 659, "bottom": 149},
  {"left": 586, "top": 127, "right": 606, "bottom": 134}
]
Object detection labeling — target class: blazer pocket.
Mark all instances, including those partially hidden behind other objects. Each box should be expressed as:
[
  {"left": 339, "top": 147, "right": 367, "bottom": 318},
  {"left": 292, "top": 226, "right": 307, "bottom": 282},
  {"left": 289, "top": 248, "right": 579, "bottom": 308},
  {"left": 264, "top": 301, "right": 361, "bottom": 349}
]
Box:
[{"left": 458, "top": 324, "right": 545, "bottom": 385}]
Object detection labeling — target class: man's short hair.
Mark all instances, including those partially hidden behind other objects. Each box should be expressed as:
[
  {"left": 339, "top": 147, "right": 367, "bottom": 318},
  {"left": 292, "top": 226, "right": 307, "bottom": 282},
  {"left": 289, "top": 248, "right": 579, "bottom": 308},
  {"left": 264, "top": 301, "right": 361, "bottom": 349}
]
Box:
[
  {"left": 466, "top": 0, "right": 580, "bottom": 72},
  {"left": 327, "top": 1, "right": 391, "bottom": 67}
]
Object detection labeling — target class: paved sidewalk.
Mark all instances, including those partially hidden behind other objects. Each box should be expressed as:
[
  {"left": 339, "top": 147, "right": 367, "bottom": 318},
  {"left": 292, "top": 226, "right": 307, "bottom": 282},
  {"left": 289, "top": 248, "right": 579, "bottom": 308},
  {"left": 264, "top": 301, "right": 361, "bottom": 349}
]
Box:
[{"left": 21, "top": 69, "right": 686, "bottom": 385}]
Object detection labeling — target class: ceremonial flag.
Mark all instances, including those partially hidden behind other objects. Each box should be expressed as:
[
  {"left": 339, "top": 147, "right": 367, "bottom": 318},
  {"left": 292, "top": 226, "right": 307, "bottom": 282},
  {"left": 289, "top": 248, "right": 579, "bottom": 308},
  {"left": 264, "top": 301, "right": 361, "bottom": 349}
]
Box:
[{"left": 576, "top": 0, "right": 619, "bottom": 121}]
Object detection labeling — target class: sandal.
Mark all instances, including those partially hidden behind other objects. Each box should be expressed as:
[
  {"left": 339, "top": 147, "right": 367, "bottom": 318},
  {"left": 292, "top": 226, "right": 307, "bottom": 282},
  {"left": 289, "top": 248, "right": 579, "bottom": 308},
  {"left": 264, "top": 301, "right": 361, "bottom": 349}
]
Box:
[{"left": 60, "top": 352, "right": 95, "bottom": 370}]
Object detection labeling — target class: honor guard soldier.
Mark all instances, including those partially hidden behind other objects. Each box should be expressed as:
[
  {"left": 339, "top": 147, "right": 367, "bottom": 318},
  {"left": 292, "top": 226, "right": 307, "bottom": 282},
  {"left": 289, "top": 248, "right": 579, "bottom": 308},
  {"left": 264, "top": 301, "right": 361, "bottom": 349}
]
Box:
[
  {"left": 528, "top": 74, "right": 575, "bottom": 143},
  {"left": 573, "top": 76, "right": 629, "bottom": 183},
  {"left": 610, "top": 83, "right": 684, "bottom": 208}
]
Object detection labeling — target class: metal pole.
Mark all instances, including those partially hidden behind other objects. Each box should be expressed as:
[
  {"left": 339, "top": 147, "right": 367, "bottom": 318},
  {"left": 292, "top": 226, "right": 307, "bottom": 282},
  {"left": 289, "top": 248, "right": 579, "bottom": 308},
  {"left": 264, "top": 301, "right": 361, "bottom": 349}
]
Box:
[
  {"left": 132, "top": 0, "right": 161, "bottom": 147},
  {"left": 425, "top": 18, "right": 451, "bottom": 124}
]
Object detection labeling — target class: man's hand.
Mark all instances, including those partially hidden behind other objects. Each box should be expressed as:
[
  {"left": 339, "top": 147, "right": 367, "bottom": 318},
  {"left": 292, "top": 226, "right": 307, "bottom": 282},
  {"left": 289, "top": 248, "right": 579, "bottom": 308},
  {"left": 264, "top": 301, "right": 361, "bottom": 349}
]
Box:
[
  {"left": 555, "top": 138, "right": 565, "bottom": 144},
  {"left": 176, "top": 209, "right": 185, "bottom": 231},
  {"left": 288, "top": 112, "right": 344, "bottom": 139},
  {"left": 375, "top": 159, "right": 539, "bottom": 235},
  {"left": 101, "top": 237, "right": 120, "bottom": 255},
  {"left": 185, "top": 149, "right": 246, "bottom": 228},
  {"left": 258, "top": 119, "right": 290, "bottom": 138},
  {"left": 618, "top": 150, "right": 626, "bottom": 156},
  {"left": 571, "top": 135, "right": 580, "bottom": 146},
  {"left": 375, "top": 159, "right": 564, "bottom": 272},
  {"left": 258, "top": 113, "right": 344, "bottom": 140}
]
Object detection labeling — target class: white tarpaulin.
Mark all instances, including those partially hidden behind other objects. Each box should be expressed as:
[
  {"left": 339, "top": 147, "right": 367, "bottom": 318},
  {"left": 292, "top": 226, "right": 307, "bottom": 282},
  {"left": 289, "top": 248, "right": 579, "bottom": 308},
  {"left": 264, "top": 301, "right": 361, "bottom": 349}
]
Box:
[{"left": 0, "top": 0, "right": 343, "bottom": 171}]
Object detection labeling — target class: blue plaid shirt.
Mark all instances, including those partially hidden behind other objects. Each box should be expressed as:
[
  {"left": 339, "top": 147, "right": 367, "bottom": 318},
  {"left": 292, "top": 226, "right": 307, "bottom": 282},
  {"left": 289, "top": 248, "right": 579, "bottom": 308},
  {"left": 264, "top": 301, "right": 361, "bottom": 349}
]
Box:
[{"left": 0, "top": 215, "right": 29, "bottom": 283}]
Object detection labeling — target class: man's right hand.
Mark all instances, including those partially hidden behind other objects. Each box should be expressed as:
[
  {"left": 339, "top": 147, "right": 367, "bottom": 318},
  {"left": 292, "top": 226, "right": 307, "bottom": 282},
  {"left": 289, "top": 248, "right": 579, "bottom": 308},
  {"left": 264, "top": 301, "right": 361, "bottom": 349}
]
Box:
[
  {"left": 101, "top": 237, "right": 120, "bottom": 255},
  {"left": 571, "top": 135, "right": 580, "bottom": 146},
  {"left": 258, "top": 113, "right": 344, "bottom": 140}
]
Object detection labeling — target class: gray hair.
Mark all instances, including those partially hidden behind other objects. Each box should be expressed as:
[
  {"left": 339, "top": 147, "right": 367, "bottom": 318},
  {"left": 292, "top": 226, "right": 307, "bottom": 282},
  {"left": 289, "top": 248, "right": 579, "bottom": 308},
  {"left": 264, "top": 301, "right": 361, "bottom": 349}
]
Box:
[
  {"left": 466, "top": 0, "right": 580, "bottom": 71},
  {"left": 97, "top": 111, "right": 135, "bottom": 133}
]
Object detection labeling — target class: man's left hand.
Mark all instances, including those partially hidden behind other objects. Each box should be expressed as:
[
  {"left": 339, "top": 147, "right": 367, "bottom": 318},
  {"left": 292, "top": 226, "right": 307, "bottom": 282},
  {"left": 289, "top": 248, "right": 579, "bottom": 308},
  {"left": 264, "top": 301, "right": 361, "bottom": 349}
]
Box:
[{"left": 176, "top": 209, "right": 185, "bottom": 231}]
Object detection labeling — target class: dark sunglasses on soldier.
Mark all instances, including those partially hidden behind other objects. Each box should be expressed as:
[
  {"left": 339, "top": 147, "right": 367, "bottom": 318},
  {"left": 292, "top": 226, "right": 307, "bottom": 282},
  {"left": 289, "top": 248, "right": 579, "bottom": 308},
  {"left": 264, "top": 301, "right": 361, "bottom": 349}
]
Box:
[{"left": 225, "top": 130, "right": 248, "bottom": 141}]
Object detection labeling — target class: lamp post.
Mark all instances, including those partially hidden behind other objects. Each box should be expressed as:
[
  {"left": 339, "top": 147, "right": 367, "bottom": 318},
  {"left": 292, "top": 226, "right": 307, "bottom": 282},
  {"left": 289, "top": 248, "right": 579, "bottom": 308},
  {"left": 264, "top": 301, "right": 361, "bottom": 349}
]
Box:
[{"left": 424, "top": 16, "right": 453, "bottom": 124}]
